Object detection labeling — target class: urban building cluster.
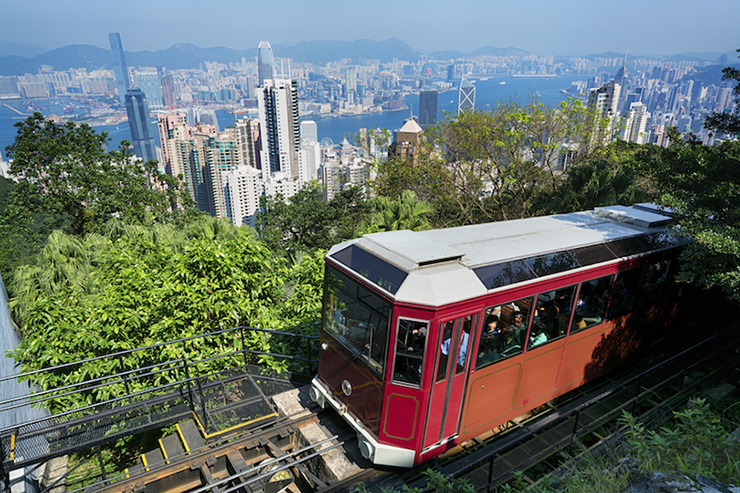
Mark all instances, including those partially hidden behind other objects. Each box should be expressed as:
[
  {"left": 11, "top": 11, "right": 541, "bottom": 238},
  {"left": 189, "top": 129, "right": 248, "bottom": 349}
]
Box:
[
  {"left": 573, "top": 56, "right": 736, "bottom": 145},
  {"left": 0, "top": 35, "right": 735, "bottom": 224}
]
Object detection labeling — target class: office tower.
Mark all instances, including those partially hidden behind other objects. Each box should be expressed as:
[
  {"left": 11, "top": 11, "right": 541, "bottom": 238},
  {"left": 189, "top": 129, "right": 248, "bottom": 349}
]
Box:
[
  {"left": 447, "top": 64, "right": 454, "bottom": 82},
  {"left": 345, "top": 67, "right": 357, "bottom": 93},
  {"left": 125, "top": 88, "right": 157, "bottom": 163},
  {"left": 135, "top": 69, "right": 165, "bottom": 109},
  {"left": 161, "top": 73, "right": 176, "bottom": 107},
  {"left": 108, "top": 33, "right": 130, "bottom": 106},
  {"left": 419, "top": 89, "right": 438, "bottom": 129},
  {"left": 257, "top": 78, "right": 301, "bottom": 180},
  {"left": 258, "top": 41, "right": 274, "bottom": 87},
  {"left": 224, "top": 165, "right": 264, "bottom": 227},
  {"left": 458, "top": 79, "right": 476, "bottom": 114},
  {"left": 300, "top": 120, "right": 318, "bottom": 144}
]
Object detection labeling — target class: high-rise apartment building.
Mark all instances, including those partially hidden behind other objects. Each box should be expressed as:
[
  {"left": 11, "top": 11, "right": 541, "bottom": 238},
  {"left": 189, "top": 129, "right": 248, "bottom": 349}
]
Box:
[
  {"left": 224, "top": 165, "right": 263, "bottom": 228},
  {"left": 458, "top": 79, "right": 476, "bottom": 114},
  {"left": 234, "top": 118, "right": 261, "bottom": 170},
  {"left": 623, "top": 102, "right": 650, "bottom": 144},
  {"left": 588, "top": 80, "right": 621, "bottom": 140},
  {"left": 300, "top": 120, "right": 318, "bottom": 144},
  {"left": 258, "top": 41, "right": 274, "bottom": 87},
  {"left": 257, "top": 78, "right": 301, "bottom": 180},
  {"left": 419, "top": 88, "right": 438, "bottom": 129},
  {"left": 389, "top": 117, "right": 425, "bottom": 165},
  {"left": 125, "top": 88, "right": 157, "bottom": 163},
  {"left": 108, "top": 33, "right": 130, "bottom": 106}
]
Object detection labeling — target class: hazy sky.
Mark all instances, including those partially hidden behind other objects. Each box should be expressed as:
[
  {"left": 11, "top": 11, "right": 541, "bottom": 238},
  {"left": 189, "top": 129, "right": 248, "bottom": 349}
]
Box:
[{"left": 2, "top": 0, "right": 738, "bottom": 56}]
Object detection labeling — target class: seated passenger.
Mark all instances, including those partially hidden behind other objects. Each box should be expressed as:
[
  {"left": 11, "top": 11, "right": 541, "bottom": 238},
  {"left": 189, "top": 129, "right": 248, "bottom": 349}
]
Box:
[
  {"left": 477, "top": 315, "right": 501, "bottom": 365},
  {"left": 529, "top": 323, "right": 548, "bottom": 348},
  {"left": 541, "top": 305, "right": 562, "bottom": 338},
  {"left": 500, "top": 326, "right": 522, "bottom": 356},
  {"left": 510, "top": 311, "right": 527, "bottom": 341}
]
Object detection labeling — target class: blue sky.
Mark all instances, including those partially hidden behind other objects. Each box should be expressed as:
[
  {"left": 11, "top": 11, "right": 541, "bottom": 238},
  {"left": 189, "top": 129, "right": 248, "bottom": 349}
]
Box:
[{"left": 2, "top": 0, "right": 738, "bottom": 56}]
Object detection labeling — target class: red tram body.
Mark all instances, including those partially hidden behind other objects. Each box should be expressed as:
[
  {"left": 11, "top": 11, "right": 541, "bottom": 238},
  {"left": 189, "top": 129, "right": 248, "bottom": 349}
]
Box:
[{"left": 309, "top": 205, "right": 686, "bottom": 467}]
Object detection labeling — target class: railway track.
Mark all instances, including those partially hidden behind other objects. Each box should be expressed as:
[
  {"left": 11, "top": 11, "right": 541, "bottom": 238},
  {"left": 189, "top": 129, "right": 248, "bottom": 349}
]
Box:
[{"left": 14, "top": 328, "right": 739, "bottom": 493}]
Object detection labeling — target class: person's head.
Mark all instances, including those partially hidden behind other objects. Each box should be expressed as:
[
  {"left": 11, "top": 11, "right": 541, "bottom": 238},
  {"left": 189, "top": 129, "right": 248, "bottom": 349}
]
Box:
[
  {"left": 485, "top": 314, "right": 499, "bottom": 332},
  {"left": 513, "top": 312, "right": 524, "bottom": 325}
]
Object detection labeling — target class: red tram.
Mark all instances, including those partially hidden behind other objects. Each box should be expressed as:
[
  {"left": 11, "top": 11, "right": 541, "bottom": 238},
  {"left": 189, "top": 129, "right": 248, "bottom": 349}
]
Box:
[{"left": 309, "top": 205, "right": 686, "bottom": 467}]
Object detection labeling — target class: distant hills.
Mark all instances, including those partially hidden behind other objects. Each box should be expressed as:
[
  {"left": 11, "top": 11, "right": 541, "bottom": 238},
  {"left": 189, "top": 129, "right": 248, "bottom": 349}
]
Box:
[{"left": 0, "top": 38, "right": 735, "bottom": 77}]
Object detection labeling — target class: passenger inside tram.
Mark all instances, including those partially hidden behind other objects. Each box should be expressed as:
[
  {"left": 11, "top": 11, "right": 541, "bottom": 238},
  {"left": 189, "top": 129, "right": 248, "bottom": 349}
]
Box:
[{"left": 477, "top": 315, "right": 501, "bottom": 365}]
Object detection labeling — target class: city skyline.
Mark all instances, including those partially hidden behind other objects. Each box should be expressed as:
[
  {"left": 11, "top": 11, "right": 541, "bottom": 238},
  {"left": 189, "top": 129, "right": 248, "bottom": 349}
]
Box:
[{"left": 1, "top": 0, "right": 738, "bottom": 57}]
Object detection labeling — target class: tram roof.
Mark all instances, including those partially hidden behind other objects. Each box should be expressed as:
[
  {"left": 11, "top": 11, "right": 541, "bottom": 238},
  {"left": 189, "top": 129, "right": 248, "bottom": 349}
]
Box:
[{"left": 327, "top": 205, "right": 684, "bottom": 307}]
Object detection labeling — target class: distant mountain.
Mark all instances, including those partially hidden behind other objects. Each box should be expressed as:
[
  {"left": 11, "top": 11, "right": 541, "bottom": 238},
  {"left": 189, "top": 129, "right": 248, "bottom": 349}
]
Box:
[
  {"left": 0, "top": 39, "right": 50, "bottom": 58},
  {"left": 582, "top": 51, "right": 627, "bottom": 59},
  {"left": 276, "top": 38, "right": 421, "bottom": 64},
  {"left": 470, "top": 46, "right": 531, "bottom": 57},
  {"left": 0, "top": 38, "right": 422, "bottom": 75},
  {"left": 428, "top": 50, "right": 466, "bottom": 60},
  {"left": 126, "top": 43, "right": 255, "bottom": 69}
]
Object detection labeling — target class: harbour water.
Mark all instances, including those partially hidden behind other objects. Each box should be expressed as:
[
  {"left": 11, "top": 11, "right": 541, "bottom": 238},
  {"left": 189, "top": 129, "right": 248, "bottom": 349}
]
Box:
[{"left": 1, "top": 76, "right": 584, "bottom": 158}]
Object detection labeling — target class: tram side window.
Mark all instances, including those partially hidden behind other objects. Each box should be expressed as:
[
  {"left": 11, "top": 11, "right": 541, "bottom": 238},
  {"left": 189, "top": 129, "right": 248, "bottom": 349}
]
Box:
[
  {"left": 324, "top": 267, "right": 392, "bottom": 376},
  {"left": 436, "top": 320, "right": 455, "bottom": 383},
  {"left": 571, "top": 275, "right": 613, "bottom": 334},
  {"left": 638, "top": 260, "right": 671, "bottom": 306},
  {"left": 476, "top": 297, "right": 533, "bottom": 370},
  {"left": 528, "top": 285, "right": 577, "bottom": 350},
  {"left": 608, "top": 267, "right": 642, "bottom": 319},
  {"left": 392, "top": 319, "right": 428, "bottom": 387}
]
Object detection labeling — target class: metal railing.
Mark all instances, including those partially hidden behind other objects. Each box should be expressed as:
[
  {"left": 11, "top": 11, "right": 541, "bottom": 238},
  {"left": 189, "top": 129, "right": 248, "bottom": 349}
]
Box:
[{"left": 0, "top": 325, "right": 318, "bottom": 474}]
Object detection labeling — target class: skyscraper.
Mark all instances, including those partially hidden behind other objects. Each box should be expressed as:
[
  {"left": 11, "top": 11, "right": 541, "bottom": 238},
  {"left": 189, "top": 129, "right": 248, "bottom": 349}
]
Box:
[
  {"left": 258, "top": 41, "right": 274, "bottom": 87},
  {"left": 134, "top": 69, "right": 164, "bottom": 108},
  {"left": 108, "top": 33, "right": 130, "bottom": 106},
  {"left": 125, "top": 88, "right": 157, "bottom": 163},
  {"left": 458, "top": 79, "right": 476, "bottom": 114},
  {"left": 419, "top": 89, "right": 438, "bottom": 129},
  {"left": 257, "top": 78, "right": 301, "bottom": 180}
]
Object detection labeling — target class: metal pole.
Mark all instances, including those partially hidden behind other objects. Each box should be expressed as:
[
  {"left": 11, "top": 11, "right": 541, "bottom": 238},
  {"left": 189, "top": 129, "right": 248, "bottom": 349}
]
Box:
[
  {"left": 96, "top": 445, "right": 108, "bottom": 481},
  {"left": 240, "top": 327, "right": 248, "bottom": 369},
  {"left": 182, "top": 341, "right": 194, "bottom": 412},
  {"left": 486, "top": 453, "right": 496, "bottom": 493},
  {"left": 117, "top": 354, "right": 131, "bottom": 395},
  {"left": 570, "top": 410, "right": 581, "bottom": 453}
]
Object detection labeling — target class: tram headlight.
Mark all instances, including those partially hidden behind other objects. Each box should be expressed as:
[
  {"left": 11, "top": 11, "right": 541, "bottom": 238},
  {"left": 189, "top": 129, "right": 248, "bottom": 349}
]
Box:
[
  {"left": 309, "top": 386, "right": 325, "bottom": 408},
  {"left": 358, "top": 436, "right": 374, "bottom": 461}
]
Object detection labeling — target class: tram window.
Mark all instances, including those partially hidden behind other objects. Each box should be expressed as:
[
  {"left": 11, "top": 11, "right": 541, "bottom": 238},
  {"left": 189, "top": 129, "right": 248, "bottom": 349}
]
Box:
[
  {"left": 608, "top": 267, "right": 642, "bottom": 319},
  {"left": 324, "top": 266, "right": 392, "bottom": 376},
  {"left": 455, "top": 315, "right": 476, "bottom": 375},
  {"left": 392, "top": 319, "right": 429, "bottom": 387},
  {"left": 476, "top": 297, "right": 533, "bottom": 369},
  {"left": 436, "top": 320, "right": 455, "bottom": 383},
  {"left": 571, "top": 275, "right": 613, "bottom": 334},
  {"left": 528, "top": 285, "right": 577, "bottom": 350},
  {"left": 638, "top": 261, "right": 671, "bottom": 306}
]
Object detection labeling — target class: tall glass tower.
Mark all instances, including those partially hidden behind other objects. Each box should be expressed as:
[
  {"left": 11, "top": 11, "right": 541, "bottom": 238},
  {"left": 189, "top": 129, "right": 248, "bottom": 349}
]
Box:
[
  {"left": 419, "top": 88, "right": 438, "bottom": 129},
  {"left": 108, "top": 33, "right": 130, "bottom": 106},
  {"left": 257, "top": 41, "right": 274, "bottom": 87},
  {"left": 125, "top": 88, "right": 157, "bottom": 163},
  {"left": 458, "top": 78, "right": 476, "bottom": 114}
]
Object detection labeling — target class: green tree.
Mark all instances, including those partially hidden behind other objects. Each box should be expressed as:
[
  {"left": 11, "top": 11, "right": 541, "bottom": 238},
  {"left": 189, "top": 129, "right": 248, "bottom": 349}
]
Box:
[
  {"left": 9, "top": 215, "right": 325, "bottom": 410},
  {"left": 633, "top": 129, "right": 740, "bottom": 301},
  {"left": 371, "top": 97, "right": 609, "bottom": 227},
  {"left": 257, "top": 182, "right": 369, "bottom": 256},
  {"left": 5, "top": 113, "right": 193, "bottom": 236},
  {"left": 359, "top": 190, "right": 434, "bottom": 234},
  {"left": 533, "top": 141, "right": 651, "bottom": 214}
]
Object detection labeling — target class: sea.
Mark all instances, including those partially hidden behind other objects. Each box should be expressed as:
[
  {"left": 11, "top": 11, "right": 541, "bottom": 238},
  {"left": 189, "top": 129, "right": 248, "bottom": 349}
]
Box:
[{"left": 0, "top": 75, "right": 585, "bottom": 159}]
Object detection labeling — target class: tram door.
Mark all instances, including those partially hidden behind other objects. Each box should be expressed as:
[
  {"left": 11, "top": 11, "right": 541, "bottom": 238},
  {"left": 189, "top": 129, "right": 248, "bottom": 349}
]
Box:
[{"left": 423, "top": 313, "right": 477, "bottom": 448}]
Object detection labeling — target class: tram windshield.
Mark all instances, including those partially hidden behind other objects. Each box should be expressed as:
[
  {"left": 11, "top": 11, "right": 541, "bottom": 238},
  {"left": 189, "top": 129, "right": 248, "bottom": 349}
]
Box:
[{"left": 324, "top": 266, "right": 392, "bottom": 376}]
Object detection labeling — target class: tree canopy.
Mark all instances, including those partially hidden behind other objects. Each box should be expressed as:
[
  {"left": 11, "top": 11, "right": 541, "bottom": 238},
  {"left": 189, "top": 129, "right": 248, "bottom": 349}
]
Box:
[{"left": 5, "top": 112, "right": 194, "bottom": 236}]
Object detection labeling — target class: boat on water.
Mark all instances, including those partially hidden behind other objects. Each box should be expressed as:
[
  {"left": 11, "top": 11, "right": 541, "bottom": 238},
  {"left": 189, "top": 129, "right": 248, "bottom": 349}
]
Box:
[{"left": 499, "top": 81, "right": 506, "bottom": 85}]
